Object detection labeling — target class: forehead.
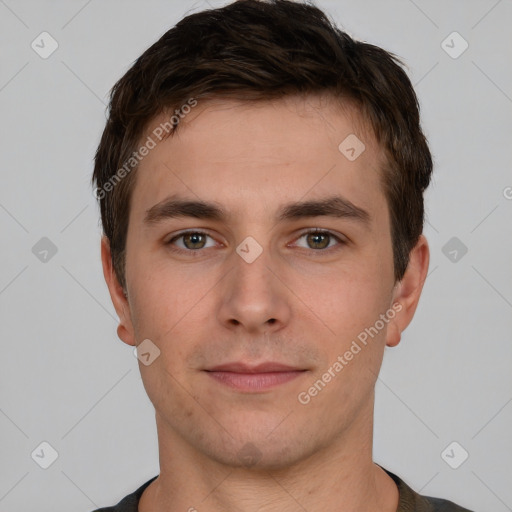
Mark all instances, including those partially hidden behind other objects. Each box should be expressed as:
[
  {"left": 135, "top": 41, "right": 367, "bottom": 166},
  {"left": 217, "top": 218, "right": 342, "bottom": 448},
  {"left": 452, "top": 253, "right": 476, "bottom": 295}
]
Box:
[{"left": 130, "top": 94, "right": 387, "bottom": 227}]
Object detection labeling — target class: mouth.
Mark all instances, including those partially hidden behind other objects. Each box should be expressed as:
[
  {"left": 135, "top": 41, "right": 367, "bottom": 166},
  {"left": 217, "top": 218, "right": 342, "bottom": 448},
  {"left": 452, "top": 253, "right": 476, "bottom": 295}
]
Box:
[{"left": 204, "top": 362, "right": 307, "bottom": 392}]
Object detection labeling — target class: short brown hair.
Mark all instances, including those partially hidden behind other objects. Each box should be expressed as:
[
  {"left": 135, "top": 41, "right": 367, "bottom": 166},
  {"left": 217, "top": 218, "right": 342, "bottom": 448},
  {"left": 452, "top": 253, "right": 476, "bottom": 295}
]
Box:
[{"left": 92, "top": 0, "right": 432, "bottom": 291}]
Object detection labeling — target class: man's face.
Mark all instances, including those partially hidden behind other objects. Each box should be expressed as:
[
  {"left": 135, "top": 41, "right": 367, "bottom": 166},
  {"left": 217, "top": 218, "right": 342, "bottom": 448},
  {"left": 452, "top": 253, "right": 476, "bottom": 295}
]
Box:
[{"left": 112, "top": 95, "right": 407, "bottom": 468}]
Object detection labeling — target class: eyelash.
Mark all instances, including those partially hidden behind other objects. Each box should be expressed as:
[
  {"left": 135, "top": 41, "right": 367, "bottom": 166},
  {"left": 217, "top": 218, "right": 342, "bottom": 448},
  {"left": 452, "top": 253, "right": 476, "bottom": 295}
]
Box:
[{"left": 165, "top": 229, "right": 346, "bottom": 255}]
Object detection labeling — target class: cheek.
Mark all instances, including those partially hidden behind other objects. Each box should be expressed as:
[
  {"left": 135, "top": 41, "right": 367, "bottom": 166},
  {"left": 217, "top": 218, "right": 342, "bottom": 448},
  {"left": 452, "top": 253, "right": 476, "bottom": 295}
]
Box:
[
  {"left": 302, "top": 266, "right": 393, "bottom": 393},
  {"left": 126, "top": 257, "right": 199, "bottom": 335},
  {"left": 310, "top": 265, "right": 389, "bottom": 333},
  {"left": 128, "top": 271, "right": 210, "bottom": 366}
]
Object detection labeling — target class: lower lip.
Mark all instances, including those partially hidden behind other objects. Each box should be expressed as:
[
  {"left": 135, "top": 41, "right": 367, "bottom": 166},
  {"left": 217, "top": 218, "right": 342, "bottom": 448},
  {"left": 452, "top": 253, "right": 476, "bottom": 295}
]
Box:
[{"left": 205, "top": 371, "right": 305, "bottom": 391}]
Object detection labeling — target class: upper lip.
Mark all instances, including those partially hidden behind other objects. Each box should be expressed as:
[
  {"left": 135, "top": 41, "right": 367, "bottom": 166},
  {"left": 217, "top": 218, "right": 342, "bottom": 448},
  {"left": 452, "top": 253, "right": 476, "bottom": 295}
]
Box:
[{"left": 205, "top": 362, "right": 304, "bottom": 373}]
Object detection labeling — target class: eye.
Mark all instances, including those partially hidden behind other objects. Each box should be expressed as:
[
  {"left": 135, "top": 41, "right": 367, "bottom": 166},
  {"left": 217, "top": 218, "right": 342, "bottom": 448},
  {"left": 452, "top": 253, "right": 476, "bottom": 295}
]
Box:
[
  {"left": 165, "top": 228, "right": 345, "bottom": 255},
  {"left": 166, "top": 231, "right": 218, "bottom": 252},
  {"left": 292, "top": 229, "right": 345, "bottom": 252}
]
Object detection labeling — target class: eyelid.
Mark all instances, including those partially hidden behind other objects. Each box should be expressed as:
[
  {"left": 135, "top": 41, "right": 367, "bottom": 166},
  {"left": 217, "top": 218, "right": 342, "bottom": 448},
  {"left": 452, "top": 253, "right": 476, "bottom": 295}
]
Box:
[
  {"left": 166, "top": 229, "right": 220, "bottom": 247},
  {"left": 290, "top": 228, "right": 346, "bottom": 251},
  {"left": 166, "top": 228, "right": 346, "bottom": 254}
]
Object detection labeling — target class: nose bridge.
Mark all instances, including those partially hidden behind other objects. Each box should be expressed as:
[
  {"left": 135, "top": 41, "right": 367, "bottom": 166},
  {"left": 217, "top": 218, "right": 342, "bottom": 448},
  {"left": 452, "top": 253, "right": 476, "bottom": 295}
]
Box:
[
  {"left": 234, "top": 240, "right": 273, "bottom": 292},
  {"left": 217, "top": 237, "right": 290, "bottom": 331}
]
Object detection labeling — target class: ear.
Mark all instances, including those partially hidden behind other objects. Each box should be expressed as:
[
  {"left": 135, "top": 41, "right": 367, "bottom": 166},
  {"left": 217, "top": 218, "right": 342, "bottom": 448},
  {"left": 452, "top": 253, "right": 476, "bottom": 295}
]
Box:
[
  {"left": 100, "top": 236, "right": 136, "bottom": 346},
  {"left": 385, "top": 234, "right": 430, "bottom": 348}
]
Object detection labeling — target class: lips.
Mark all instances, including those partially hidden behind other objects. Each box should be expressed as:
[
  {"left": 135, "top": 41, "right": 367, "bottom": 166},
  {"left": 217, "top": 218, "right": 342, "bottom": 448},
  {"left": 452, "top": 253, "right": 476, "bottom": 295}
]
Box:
[
  {"left": 205, "top": 362, "right": 303, "bottom": 373},
  {"left": 204, "top": 362, "right": 307, "bottom": 392}
]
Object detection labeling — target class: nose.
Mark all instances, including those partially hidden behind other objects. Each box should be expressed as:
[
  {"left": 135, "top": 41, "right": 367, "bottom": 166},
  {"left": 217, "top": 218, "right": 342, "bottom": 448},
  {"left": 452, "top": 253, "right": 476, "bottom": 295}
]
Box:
[{"left": 216, "top": 242, "right": 292, "bottom": 335}]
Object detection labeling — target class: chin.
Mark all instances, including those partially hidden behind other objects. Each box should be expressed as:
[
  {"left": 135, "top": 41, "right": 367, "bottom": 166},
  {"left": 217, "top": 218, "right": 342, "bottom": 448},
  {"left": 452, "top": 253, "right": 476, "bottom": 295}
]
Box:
[{"left": 202, "top": 431, "right": 317, "bottom": 472}]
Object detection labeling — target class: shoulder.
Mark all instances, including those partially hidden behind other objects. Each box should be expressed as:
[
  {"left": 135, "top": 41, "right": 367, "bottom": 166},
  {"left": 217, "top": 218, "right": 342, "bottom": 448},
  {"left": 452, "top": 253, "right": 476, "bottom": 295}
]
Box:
[
  {"left": 421, "top": 496, "right": 475, "bottom": 512},
  {"left": 89, "top": 475, "right": 158, "bottom": 512},
  {"left": 383, "top": 467, "right": 475, "bottom": 512}
]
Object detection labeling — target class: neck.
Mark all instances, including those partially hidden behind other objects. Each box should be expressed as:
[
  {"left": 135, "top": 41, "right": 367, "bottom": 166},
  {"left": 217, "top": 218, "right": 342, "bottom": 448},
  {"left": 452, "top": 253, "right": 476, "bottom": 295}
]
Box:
[
  {"left": 140, "top": 402, "right": 398, "bottom": 512},
  {"left": 139, "top": 404, "right": 399, "bottom": 512}
]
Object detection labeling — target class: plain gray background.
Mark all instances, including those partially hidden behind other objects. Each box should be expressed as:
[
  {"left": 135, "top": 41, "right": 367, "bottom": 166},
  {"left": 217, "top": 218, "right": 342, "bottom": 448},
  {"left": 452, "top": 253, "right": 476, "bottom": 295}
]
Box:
[{"left": 1, "top": 0, "right": 511, "bottom": 511}]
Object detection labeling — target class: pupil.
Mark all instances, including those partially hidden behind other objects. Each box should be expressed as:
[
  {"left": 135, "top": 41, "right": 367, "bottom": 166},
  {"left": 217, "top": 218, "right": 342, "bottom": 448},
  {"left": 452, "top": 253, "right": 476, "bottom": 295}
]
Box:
[
  {"left": 310, "top": 233, "right": 328, "bottom": 249},
  {"left": 187, "top": 233, "right": 203, "bottom": 248}
]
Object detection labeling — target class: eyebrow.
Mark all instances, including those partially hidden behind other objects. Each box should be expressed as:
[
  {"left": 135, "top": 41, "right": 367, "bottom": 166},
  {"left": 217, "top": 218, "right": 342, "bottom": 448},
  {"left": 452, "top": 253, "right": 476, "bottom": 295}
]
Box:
[{"left": 144, "top": 194, "right": 371, "bottom": 227}]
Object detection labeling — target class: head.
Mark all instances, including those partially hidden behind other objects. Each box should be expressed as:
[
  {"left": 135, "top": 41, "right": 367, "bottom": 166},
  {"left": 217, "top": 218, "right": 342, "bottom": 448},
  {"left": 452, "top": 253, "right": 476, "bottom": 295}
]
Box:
[{"left": 94, "top": 0, "right": 431, "bottom": 469}]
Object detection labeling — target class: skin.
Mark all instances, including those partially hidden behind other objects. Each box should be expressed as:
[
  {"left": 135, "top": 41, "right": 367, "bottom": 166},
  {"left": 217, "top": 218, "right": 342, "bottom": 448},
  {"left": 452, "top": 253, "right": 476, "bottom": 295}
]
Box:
[{"left": 101, "top": 93, "right": 429, "bottom": 512}]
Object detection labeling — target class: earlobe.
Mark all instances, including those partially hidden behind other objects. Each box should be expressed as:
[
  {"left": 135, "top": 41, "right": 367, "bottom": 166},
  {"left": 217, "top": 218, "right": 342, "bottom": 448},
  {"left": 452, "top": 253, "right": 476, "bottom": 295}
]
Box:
[
  {"left": 385, "top": 319, "right": 402, "bottom": 348},
  {"left": 385, "top": 235, "right": 430, "bottom": 348},
  {"left": 100, "top": 236, "right": 137, "bottom": 347}
]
